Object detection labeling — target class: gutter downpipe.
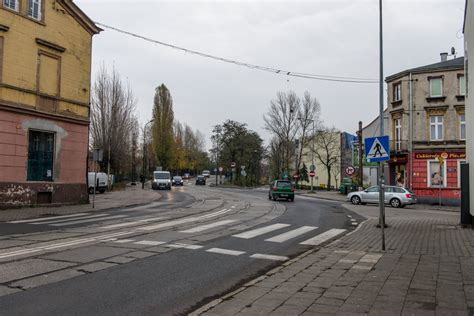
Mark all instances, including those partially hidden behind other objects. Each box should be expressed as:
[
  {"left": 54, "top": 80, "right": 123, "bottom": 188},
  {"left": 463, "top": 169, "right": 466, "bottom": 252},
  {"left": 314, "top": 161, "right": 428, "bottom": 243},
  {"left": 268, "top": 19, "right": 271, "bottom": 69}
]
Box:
[{"left": 409, "top": 72, "right": 413, "bottom": 192}]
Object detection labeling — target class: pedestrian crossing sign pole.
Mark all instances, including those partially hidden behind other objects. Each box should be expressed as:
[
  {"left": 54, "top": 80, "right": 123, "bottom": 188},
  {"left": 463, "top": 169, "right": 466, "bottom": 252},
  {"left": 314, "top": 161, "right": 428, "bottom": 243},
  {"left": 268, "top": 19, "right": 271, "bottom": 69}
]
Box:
[{"left": 365, "top": 135, "right": 390, "bottom": 251}]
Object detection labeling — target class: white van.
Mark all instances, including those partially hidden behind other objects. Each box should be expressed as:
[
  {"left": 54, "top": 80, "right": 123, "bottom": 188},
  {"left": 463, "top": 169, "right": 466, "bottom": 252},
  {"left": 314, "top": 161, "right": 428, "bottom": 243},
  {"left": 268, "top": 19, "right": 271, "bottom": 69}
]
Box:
[
  {"left": 88, "top": 172, "right": 108, "bottom": 194},
  {"left": 152, "top": 171, "right": 171, "bottom": 190},
  {"left": 202, "top": 170, "right": 211, "bottom": 178}
]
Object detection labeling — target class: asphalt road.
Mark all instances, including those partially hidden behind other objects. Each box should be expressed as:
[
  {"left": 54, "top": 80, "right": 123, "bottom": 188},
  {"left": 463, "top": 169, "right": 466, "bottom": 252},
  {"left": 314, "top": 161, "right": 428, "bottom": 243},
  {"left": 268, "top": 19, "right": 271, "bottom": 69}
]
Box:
[{"left": 0, "top": 185, "right": 363, "bottom": 315}]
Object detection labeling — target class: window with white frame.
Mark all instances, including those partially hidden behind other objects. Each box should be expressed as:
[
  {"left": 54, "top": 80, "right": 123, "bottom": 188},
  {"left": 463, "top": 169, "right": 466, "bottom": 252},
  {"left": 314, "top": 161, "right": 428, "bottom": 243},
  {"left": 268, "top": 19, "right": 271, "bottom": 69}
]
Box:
[
  {"left": 429, "top": 78, "right": 443, "bottom": 97},
  {"left": 428, "top": 160, "right": 446, "bottom": 187},
  {"left": 430, "top": 116, "right": 443, "bottom": 141},
  {"left": 459, "top": 75, "right": 466, "bottom": 96},
  {"left": 460, "top": 114, "right": 466, "bottom": 140},
  {"left": 394, "top": 118, "right": 402, "bottom": 150},
  {"left": 4, "top": 0, "right": 19, "bottom": 11},
  {"left": 27, "top": 0, "right": 41, "bottom": 20},
  {"left": 393, "top": 83, "right": 401, "bottom": 102}
]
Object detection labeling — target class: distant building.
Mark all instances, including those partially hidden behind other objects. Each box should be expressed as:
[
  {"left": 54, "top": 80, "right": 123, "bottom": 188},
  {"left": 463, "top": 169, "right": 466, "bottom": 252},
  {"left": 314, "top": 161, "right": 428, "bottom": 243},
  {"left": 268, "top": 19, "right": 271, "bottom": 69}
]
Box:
[
  {"left": 0, "top": 0, "right": 101, "bottom": 208},
  {"left": 464, "top": 0, "right": 473, "bottom": 213},
  {"left": 385, "top": 56, "right": 465, "bottom": 205}
]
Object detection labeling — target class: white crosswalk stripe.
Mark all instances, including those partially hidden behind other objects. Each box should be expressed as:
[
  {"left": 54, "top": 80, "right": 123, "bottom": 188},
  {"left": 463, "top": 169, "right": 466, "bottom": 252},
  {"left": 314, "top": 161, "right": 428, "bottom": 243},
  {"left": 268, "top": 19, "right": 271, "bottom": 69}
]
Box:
[
  {"left": 250, "top": 253, "right": 288, "bottom": 261},
  {"left": 101, "top": 216, "right": 167, "bottom": 229},
  {"left": 300, "top": 228, "right": 347, "bottom": 246},
  {"left": 50, "top": 215, "right": 126, "bottom": 227},
  {"left": 206, "top": 248, "right": 245, "bottom": 256},
  {"left": 180, "top": 220, "right": 237, "bottom": 233},
  {"left": 232, "top": 223, "right": 290, "bottom": 239},
  {"left": 264, "top": 226, "right": 318, "bottom": 243},
  {"left": 113, "top": 239, "right": 135, "bottom": 244},
  {"left": 165, "top": 243, "right": 203, "bottom": 250},
  {"left": 134, "top": 240, "right": 166, "bottom": 246}
]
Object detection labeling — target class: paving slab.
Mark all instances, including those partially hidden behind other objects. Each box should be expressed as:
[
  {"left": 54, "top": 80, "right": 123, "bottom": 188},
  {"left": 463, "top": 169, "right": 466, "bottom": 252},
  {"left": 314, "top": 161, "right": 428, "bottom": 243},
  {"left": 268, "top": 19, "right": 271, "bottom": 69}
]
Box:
[
  {"left": 0, "top": 285, "right": 21, "bottom": 297},
  {"left": 75, "top": 262, "right": 118, "bottom": 273},
  {"left": 0, "top": 259, "right": 75, "bottom": 283},
  {"left": 10, "top": 268, "right": 84, "bottom": 289},
  {"left": 40, "top": 245, "right": 132, "bottom": 263}
]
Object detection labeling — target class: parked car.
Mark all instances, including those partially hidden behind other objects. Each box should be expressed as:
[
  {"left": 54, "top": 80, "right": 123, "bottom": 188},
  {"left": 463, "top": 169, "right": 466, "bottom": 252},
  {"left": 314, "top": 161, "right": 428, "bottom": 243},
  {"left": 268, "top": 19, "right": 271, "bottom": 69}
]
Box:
[
  {"left": 182, "top": 173, "right": 190, "bottom": 180},
  {"left": 202, "top": 170, "right": 211, "bottom": 178},
  {"left": 152, "top": 171, "right": 171, "bottom": 190},
  {"left": 195, "top": 175, "right": 206, "bottom": 185},
  {"left": 269, "top": 180, "right": 295, "bottom": 202},
  {"left": 347, "top": 185, "right": 416, "bottom": 208},
  {"left": 88, "top": 172, "right": 108, "bottom": 194},
  {"left": 172, "top": 176, "right": 184, "bottom": 186}
]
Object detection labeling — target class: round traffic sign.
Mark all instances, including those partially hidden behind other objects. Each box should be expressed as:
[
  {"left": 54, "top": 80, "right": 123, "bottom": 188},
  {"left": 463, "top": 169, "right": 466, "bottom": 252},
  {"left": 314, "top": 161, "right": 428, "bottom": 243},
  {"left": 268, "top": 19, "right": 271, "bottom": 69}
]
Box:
[
  {"left": 310, "top": 164, "right": 316, "bottom": 171},
  {"left": 345, "top": 166, "right": 355, "bottom": 176},
  {"left": 293, "top": 174, "right": 299, "bottom": 179},
  {"left": 219, "top": 167, "right": 223, "bottom": 172},
  {"left": 309, "top": 170, "right": 316, "bottom": 177},
  {"left": 230, "top": 162, "right": 236, "bottom": 168}
]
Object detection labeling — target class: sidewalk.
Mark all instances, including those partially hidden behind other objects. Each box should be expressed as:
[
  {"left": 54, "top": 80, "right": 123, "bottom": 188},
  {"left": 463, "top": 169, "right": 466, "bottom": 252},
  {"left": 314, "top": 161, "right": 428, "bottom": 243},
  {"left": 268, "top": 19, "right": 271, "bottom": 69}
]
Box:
[
  {"left": 0, "top": 184, "right": 161, "bottom": 222},
  {"left": 195, "top": 203, "right": 473, "bottom": 315}
]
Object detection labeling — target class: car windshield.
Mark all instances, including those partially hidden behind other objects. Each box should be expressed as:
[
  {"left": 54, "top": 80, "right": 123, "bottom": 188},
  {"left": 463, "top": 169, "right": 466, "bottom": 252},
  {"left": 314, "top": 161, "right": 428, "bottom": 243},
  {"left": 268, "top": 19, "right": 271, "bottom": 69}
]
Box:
[
  {"left": 154, "top": 172, "right": 170, "bottom": 180},
  {"left": 173, "top": 176, "right": 182, "bottom": 180},
  {"left": 197, "top": 176, "right": 204, "bottom": 179},
  {"left": 276, "top": 181, "right": 292, "bottom": 188}
]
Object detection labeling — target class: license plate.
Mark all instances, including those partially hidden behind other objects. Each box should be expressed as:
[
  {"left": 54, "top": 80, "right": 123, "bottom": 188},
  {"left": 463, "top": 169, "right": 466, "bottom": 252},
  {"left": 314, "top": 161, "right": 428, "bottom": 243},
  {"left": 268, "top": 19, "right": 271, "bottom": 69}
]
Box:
[{"left": 280, "top": 194, "right": 288, "bottom": 197}]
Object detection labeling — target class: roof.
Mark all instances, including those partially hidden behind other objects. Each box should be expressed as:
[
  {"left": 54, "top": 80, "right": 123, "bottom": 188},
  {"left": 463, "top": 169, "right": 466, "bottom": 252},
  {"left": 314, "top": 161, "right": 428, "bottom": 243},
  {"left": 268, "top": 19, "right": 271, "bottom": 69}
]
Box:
[
  {"left": 386, "top": 56, "right": 464, "bottom": 82},
  {"left": 58, "top": 0, "right": 102, "bottom": 35}
]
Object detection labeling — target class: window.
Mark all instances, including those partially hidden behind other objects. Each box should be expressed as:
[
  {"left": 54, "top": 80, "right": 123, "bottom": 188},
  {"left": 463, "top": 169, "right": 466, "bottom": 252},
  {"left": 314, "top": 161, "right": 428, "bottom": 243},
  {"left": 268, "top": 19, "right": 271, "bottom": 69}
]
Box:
[
  {"left": 3, "top": 0, "right": 18, "bottom": 11},
  {"left": 459, "top": 75, "right": 466, "bottom": 96},
  {"left": 429, "top": 78, "right": 443, "bottom": 97},
  {"left": 27, "top": 0, "right": 41, "bottom": 20},
  {"left": 27, "top": 130, "right": 54, "bottom": 181},
  {"left": 460, "top": 114, "right": 466, "bottom": 140},
  {"left": 366, "top": 186, "right": 379, "bottom": 193},
  {"left": 393, "top": 83, "right": 401, "bottom": 102},
  {"left": 430, "top": 116, "right": 443, "bottom": 141},
  {"left": 428, "top": 160, "right": 446, "bottom": 188},
  {"left": 394, "top": 118, "right": 402, "bottom": 151}
]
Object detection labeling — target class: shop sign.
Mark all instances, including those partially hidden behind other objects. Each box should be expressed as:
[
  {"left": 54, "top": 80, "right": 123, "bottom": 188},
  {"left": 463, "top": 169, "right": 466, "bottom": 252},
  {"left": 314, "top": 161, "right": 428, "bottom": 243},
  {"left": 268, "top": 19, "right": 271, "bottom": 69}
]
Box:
[{"left": 415, "top": 152, "right": 466, "bottom": 160}]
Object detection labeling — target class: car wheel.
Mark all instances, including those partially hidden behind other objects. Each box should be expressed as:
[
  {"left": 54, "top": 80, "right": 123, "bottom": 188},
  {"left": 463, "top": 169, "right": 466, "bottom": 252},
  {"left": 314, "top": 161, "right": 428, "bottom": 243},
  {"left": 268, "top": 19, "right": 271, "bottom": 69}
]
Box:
[
  {"left": 290, "top": 198, "right": 294, "bottom": 202},
  {"left": 268, "top": 195, "right": 272, "bottom": 200},
  {"left": 351, "top": 196, "right": 361, "bottom": 205},
  {"left": 390, "top": 198, "right": 401, "bottom": 208},
  {"left": 99, "top": 190, "right": 106, "bottom": 194}
]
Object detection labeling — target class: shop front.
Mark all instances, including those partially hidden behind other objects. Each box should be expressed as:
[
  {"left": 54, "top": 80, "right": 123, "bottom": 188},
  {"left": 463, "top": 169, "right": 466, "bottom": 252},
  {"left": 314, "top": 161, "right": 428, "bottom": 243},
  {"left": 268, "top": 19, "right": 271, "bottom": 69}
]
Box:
[{"left": 411, "top": 151, "right": 466, "bottom": 206}]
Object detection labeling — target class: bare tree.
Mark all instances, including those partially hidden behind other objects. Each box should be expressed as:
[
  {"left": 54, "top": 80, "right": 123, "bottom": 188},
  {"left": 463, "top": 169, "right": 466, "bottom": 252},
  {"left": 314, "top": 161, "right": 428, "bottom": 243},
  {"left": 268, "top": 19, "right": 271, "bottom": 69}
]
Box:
[
  {"left": 90, "top": 66, "right": 138, "bottom": 179},
  {"left": 312, "top": 127, "right": 340, "bottom": 190}
]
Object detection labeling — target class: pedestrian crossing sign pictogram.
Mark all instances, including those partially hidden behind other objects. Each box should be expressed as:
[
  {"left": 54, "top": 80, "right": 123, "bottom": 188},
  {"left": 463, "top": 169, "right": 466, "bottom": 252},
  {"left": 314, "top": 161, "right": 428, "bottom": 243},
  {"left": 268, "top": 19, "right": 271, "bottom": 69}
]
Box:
[{"left": 364, "top": 136, "right": 390, "bottom": 162}]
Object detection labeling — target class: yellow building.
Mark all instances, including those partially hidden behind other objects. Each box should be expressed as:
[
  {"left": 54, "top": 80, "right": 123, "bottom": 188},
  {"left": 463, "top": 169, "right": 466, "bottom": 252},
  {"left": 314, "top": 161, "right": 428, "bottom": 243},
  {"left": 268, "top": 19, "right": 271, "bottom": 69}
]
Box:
[{"left": 0, "top": 0, "right": 101, "bottom": 207}]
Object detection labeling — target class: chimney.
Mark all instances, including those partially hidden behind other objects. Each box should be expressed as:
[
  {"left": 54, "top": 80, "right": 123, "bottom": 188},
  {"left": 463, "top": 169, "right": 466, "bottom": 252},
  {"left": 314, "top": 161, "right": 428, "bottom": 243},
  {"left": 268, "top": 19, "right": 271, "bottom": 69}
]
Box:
[{"left": 440, "top": 52, "right": 448, "bottom": 62}]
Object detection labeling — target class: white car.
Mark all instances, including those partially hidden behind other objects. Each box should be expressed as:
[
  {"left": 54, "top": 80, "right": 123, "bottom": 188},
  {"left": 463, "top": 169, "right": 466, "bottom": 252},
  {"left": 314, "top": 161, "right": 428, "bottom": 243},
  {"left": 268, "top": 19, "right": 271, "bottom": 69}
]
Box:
[
  {"left": 88, "top": 172, "right": 108, "bottom": 194},
  {"left": 347, "top": 185, "right": 416, "bottom": 208}
]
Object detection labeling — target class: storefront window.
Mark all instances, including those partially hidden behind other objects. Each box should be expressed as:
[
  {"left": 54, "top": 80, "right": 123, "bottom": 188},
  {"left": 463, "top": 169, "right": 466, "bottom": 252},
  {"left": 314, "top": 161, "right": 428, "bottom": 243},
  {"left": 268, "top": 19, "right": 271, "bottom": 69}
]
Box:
[{"left": 428, "top": 160, "right": 445, "bottom": 187}]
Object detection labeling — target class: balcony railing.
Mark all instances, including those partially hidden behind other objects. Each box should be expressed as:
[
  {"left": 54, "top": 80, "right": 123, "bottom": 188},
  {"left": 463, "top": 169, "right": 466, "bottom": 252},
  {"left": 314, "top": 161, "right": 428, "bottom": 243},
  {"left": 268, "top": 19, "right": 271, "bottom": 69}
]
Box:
[{"left": 390, "top": 140, "right": 408, "bottom": 153}]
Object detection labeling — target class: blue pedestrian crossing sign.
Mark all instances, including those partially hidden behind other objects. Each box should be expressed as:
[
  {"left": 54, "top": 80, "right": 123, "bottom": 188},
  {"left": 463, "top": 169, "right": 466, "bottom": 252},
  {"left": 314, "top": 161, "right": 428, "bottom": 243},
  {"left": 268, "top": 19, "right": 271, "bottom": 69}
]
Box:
[{"left": 364, "top": 136, "right": 390, "bottom": 162}]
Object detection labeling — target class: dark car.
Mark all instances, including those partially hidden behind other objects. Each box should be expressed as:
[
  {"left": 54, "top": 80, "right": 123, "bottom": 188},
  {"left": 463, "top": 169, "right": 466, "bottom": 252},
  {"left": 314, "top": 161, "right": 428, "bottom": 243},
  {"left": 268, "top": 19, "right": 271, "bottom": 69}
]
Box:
[
  {"left": 195, "top": 175, "right": 206, "bottom": 185},
  {"left": 269, "top": 180, "right": 295, "bottom": 202},
  {"left": 172, "top": 176, "right": 183, "bottom": 186}
]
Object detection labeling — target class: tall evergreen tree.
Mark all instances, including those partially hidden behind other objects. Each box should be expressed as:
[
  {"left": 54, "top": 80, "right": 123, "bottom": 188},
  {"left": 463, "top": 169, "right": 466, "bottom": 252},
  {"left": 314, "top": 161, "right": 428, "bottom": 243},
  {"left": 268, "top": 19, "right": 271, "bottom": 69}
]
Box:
[{"left": 152, "top": 84, "right": 175, "bottom": 170}]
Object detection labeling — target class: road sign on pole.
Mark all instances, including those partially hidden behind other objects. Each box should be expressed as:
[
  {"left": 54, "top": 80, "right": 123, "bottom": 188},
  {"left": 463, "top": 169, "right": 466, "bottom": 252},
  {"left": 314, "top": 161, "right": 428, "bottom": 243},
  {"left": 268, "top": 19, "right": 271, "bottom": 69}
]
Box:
[
  {"left": 364, "top": 136, "right": 390, "bottom": 163},
  {"left": 309, "top": 170, "right": 315, "bottom": 178},
  {"left": 345, "top": 166, "right": 355, "bottom": 176}
]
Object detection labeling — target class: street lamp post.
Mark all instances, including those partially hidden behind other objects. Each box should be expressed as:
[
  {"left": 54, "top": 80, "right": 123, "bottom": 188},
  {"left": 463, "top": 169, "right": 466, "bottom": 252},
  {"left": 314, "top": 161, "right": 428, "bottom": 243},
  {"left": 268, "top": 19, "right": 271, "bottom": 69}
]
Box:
[
  {"left": 298, "top": 117, "right": 316, "bottom": 193},
  {"left": 142, "top": 119, "right": 154, "bottom": 189}
]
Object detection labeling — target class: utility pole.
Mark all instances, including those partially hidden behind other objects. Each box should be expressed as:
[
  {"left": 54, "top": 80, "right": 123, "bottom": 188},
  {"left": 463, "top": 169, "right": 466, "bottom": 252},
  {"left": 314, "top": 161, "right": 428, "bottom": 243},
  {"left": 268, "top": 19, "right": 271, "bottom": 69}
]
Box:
[
  {"left": 409, "top": 72, "right": 414, "bottom": 191},
  {"left": 378, "top": 0, "right": 386, "bottom": 251},
  {"left": 358, "top": 121, "right": 363, "bottom": 190},
  {"left": 310, "top": 120, "right": 315, "bottom": 193}
]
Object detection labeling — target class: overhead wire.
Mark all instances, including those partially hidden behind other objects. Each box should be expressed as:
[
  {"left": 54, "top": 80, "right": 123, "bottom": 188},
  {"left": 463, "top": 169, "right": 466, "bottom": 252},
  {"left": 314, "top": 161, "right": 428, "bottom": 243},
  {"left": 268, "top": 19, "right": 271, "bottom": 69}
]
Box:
[{"left": 95, "top": 22, "right": 379, "bottom": 84}]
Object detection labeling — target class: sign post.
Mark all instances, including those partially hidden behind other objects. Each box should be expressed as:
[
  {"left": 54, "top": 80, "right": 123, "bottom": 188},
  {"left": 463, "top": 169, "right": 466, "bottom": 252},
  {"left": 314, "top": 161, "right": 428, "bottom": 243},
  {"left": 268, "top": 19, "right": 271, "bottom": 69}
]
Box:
[
  {"left": 92, "top": 149, "right": 103, "bottom": 209},
  {"left": 365, "top": 135, "right": 390, "bottom": 251}
]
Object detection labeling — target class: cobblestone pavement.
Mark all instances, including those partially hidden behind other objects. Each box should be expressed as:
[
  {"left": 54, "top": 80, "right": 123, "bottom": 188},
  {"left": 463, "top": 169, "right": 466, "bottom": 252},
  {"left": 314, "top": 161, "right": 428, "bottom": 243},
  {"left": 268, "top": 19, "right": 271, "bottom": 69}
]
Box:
[
  {"left": 194, "top": 202, "right": 473, "bottom": 316},
  {"left": 0, "top": 184, "right": 161, "bottom": 222}
]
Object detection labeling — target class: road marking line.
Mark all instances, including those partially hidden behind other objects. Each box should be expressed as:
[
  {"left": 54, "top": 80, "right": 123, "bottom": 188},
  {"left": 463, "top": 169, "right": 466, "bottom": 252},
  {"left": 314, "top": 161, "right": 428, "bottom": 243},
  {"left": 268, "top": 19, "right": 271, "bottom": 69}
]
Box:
[
  {"left": 180, "top": 220, "right": 237, "bottom": 233},
  {"left": 206, "top": 248, "right": 245, "bottom": 256},
  {"left": 232, "top": 223, "right": 290, "bottom": 239},
  {"left": 50, "top": 215, "right": 126, "bottom": 226},
  {"left": 9, "top": 213, "right": 89, "bottom": 224},
  {"left": 166, "top": 243, "right": 203, "bottom": 250},
  {"left": 113, "top": 239, "right": 135, "bottom": 243},
  {"left": 0, "top": 231, "right": 134, "bottom": 259},
  {"left": 352, "top": 222, "right": 358, "bottom": 226},
  {"left": 138, "top": 209, "right": 232, "bottom": 231},
  {"left": 264, "top": 226, "right": 318, "bottom": 243},
  {"left": 134, "top": 240, "right": 166, "bottom": 246},
  {"left": 250, "top": 253, "right": 288, "bottom": 261},
  {"left": 101, "top": 217, "right": 166, "bottom": 229},
  {"left": 350, "top": 219, "right": 356, "bottom": 222},
  {"left": 33, "top": 213, "right": 110, "bottom": 225},
  {"left": 300, "top": 229, "right": 347, "bottom": 246}
]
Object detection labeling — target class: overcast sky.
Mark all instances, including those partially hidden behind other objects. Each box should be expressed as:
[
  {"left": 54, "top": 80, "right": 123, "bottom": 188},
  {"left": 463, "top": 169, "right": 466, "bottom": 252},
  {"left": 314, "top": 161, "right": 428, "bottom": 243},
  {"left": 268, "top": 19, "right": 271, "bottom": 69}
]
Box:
[{"left": 77, "top": 0, "right": 466, "bottom": 150}]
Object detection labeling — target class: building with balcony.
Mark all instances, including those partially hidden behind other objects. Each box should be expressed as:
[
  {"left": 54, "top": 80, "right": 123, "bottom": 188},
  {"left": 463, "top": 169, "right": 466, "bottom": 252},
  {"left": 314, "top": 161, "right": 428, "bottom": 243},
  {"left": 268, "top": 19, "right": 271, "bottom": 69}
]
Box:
[
  {"left": 385, "top": 56, "right": 465, "bottom": 205},
  {"left": 0, "top": 0, "right": 101, "bottom": 208}
]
